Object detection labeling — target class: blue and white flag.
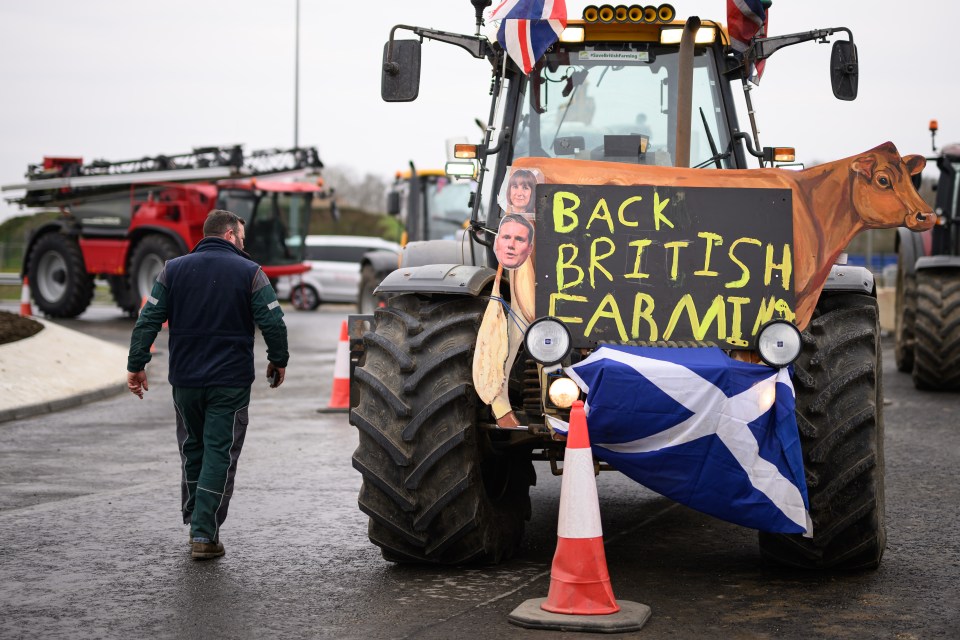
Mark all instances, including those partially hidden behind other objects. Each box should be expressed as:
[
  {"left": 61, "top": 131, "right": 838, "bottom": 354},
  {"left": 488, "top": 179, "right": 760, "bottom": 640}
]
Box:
[
  {"left": 564, "top": 345, "right": 810, "bottom": 535},
  {"left": 490, "top": 0, "right": 567, "bottom": 74}
]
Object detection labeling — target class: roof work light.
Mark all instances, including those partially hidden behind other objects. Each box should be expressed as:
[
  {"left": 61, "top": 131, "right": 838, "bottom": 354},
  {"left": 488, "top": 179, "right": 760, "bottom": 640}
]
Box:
[{"left": 660, "top": 26, "right": 717, "bottom": 44}]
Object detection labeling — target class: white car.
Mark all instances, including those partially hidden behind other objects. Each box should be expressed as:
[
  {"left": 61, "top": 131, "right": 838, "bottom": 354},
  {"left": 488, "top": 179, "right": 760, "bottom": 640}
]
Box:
[{"left": 274, "top": 235, "right": 401, "bottom": 310}]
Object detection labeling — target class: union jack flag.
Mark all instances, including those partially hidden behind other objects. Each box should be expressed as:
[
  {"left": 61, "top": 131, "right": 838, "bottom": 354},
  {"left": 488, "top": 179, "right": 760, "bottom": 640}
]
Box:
[
  {"left": 727, "top": 0, "right": 771, "bottom": 83},
  {"left": 491, "top": 0, "right": 567, "bottom": 74}
]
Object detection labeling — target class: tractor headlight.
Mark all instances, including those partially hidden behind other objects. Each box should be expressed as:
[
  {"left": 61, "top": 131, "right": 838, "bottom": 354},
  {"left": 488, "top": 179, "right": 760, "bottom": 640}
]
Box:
[
  {"left": 524, "top": 317, "right": 572, "bottom": 365},
  {"left": 548, "top": 376, "right": 581, "bottom": 409},
  {"left": 756, "top": 320, "right": 802, "bottom": 368}
]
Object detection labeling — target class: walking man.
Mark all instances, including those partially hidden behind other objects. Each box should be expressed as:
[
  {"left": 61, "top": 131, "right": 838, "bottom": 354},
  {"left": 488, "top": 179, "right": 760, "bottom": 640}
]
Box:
[{"left": 126, "top": 210, "right": 289, "bottom": 560}]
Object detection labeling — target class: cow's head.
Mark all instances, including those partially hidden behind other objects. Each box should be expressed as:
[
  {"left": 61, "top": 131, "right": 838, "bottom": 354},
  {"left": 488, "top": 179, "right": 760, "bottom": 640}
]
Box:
[{"left": 850, "top": 141, "right": 935, "bottom": 231}]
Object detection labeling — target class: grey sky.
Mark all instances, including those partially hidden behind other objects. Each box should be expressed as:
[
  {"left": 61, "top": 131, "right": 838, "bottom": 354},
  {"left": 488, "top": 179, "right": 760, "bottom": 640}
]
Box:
[{"left": 2, "top": 1, "right": 957, "bottom": 222}]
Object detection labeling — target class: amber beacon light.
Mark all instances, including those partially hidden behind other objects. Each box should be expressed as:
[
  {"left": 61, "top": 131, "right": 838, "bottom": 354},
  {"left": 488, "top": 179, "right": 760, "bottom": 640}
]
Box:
[{"left": 583, "top": 4, "right": 676, "bottom": 24}]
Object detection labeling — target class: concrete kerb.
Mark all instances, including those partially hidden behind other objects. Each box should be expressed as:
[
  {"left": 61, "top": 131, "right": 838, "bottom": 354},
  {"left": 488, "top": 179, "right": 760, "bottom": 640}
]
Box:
[
  {"left": 0, "top": 317, "right": 130, "bottom": 423},
  {"left": 0, "top": 384, "right": 127, "bottom": 424}
]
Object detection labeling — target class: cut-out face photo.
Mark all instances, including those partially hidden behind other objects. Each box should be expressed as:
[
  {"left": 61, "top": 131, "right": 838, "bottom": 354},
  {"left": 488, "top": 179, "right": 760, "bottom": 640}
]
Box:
[
  {"left": 498, "top": 167, "right": 543, "bottom": 215},
  {"left": 494, "top": 214, "right": 535, "bottom": 270}
]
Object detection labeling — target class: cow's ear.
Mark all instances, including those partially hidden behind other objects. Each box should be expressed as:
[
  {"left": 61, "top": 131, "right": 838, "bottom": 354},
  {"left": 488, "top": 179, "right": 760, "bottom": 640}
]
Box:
[
  {"left": 852, "top": 155, "right": 877, "bottom": 179},
  {"left": 904, "top": 154, "right": 926, "bottom": 176}
]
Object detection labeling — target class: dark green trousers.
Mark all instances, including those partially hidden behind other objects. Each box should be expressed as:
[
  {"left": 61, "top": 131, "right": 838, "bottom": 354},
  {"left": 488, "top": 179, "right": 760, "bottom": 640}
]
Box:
[{"left": 173, "top": 386, "right": 250, "bottom": 541}]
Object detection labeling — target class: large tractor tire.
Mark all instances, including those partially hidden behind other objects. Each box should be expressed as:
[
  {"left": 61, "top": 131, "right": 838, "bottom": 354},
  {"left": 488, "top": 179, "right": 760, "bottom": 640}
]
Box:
[
  {"left": 893, "top": 256, "right": 916, "bottom": 373},
  {"left": 27, "top": 232, "right": 94, "bottom": 318},
  {"left": 912, "top": 268, "right": 960, "bottom": 390},
  {"left": 358, "top": 265, "right": 385, "bottom": 314},
  {"left": 759, "top": 293, "right": 886, "bottom": 570},
  {"left": 350, "top": 293, "right": 534, "bottom": 564},
  {"left": 129, "top": 235, "right": 181, "bottom": 304},
  {"left": 108, "top": 275, "right": 140, "bottom": 318}
]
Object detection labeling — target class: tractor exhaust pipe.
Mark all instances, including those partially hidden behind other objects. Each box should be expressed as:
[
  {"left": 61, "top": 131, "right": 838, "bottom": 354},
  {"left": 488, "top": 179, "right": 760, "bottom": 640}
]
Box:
[{"left": 675, "top": 16, "right": 701, "bottom": 168}]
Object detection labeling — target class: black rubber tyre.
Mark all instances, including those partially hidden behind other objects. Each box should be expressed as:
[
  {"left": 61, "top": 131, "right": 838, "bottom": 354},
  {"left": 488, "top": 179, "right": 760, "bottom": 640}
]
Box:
[
  {"left": 358, "top": 265, "right": 385, "bottom": 314},
  {"left": 290, "top": 283, "right": 320, "bottom": 311},
  {"left": 108, "top": 275, "right": 139, "bottom": 318},
  {"left": 893, "top": 254, "right": 916, "bottom": 373},
  {"left": 759, "top": 293, "right": 886, "bottom": 570},
  {"left": 129, "top": 235, "right": 181, "bottom": 304},
  {"left": 350, "top": 293, "right": 534, "bottom": 564},
  {"left": 27, "top": 232, "right": 94, "bottom": 318},
  {"left": 912, "top": 268, "right": 960, "bottom": 390}
]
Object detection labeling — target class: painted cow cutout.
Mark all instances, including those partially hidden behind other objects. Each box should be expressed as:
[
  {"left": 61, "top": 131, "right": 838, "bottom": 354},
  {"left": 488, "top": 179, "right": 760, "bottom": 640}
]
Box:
[{"left": 514, "top": 141, "right": 934, "bottom": 331}]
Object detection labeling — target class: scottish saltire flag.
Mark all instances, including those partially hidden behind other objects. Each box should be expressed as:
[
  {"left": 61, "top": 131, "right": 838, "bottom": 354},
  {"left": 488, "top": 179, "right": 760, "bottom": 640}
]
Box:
[
  {"left": 564, "top": 345, "right": 811, "bottom": 535},
  {"left": 727, "top": 0, "right": 770, "bottom": 83},
  {"left": 490, "top": 0, "right": 567, "bottom": 74}
]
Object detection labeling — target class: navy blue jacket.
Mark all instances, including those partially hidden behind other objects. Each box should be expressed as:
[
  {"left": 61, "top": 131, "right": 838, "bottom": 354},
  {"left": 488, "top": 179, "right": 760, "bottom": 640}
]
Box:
[{"left": 127, "top": 237, "right": 288, "bottom": 388}]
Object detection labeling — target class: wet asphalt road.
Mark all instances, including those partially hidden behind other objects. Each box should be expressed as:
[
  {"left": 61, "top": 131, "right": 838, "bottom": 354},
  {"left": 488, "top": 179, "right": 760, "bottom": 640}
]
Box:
[{"left": 0, "top": 302, "right": 958, "bottom": 639}]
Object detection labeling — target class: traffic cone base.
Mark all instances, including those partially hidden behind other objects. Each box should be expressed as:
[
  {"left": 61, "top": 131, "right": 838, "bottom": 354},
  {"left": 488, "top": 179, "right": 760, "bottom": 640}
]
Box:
[
  {"left": 508, "top": 598, "right": 651, "bottom": 633},
  {"left": 318, "top": 320, "right": 350, "bottom": 413}
]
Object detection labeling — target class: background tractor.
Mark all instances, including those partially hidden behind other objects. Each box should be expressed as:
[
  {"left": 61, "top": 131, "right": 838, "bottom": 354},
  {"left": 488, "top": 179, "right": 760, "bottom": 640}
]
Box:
[
  {"left": 894, "top": 120, "right": 960, "bottom": 390},
  {"left": 2, "top": 146, "right": 333, "bottom": 317}
]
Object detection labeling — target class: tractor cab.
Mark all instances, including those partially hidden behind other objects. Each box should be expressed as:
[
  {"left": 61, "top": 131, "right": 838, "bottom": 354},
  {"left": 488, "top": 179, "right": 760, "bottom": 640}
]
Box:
[
  {"left": 513, "top": 22, "right": 735, "bottom": 170},
  {"left": 216, "top": 179, "right": 325, "bottom": 278},
  {"left": 387, "top": 169, "right": 473, "bottom": 242}
]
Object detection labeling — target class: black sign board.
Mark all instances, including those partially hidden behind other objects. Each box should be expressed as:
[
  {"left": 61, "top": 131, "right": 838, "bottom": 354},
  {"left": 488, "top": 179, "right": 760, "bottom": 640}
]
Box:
[{"left": 534, "top": 184, "right": 795, "bottom": 348}]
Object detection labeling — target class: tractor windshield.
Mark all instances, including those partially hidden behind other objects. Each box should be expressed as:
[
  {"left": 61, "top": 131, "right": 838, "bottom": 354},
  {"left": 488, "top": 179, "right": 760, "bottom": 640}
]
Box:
[
  {"left": 423, "top": 177, "right": 473, "bottom": 240},
  {"left": 513, "top": 44, "right": 732, "bottom": 169}
]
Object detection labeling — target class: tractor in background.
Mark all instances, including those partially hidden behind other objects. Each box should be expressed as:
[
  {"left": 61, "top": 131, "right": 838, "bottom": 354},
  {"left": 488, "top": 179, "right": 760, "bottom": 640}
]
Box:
[
  {"left": 2, "top": 146, "right": 334, "bottom": 317},
  {"left": 894, "top": 120, "right": 960, "bottom": 389}
]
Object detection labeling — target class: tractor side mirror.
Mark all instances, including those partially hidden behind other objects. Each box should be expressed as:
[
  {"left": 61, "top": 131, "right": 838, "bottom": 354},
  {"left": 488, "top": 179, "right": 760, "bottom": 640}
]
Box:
[
  {"left": 381, "top": 39, "right": 422, "bottom": 102},
  {"left": 386, "top": 190, "right": 401, "bottom": 216},
  {"left": 830, "top": 40, "right": 858, "bottom": 101}
]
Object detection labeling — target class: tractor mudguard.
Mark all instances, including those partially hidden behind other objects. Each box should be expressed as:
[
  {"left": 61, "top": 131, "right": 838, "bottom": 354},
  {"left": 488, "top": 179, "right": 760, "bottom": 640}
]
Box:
[
  {"left": 376, "top": 263, "right": 495, "bottom": 297},
  {"left": 822, "top": 264, "right": 874, "bottom": 295},
  {"left": 400, "top": 239, "right": 478, "bottom": 269},
  {"left": 915, "top": 255, "right": 960, "bottom": 271},
  {"left": 362, "top": 248, "right": 402, "bottom": 280}
]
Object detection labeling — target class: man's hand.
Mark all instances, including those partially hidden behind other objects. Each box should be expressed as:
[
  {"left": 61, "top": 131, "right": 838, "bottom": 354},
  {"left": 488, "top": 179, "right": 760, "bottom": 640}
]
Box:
[
  {"left": 127, "top": 370, "right": 148, "bottom": 399},
  {"left": 266, "top": 362, "right": 286, "bottom": 388}
]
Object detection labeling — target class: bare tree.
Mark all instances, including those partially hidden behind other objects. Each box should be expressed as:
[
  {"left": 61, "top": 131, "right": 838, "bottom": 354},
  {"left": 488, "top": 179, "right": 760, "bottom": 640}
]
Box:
[{"left": 324, "top": 165, "right": 389, "bottom": 214}]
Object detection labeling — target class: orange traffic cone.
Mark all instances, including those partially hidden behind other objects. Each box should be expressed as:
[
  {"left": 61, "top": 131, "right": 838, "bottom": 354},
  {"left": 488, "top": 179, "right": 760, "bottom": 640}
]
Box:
[
  {"left": 19, "top": 276, "right": 32, "bottom": 317},
  {"left": 318, "top": 320, "right": 350, "bottom": 413},
  {"left": 508, "top": 401, "right": 651, "bottom": 632}
]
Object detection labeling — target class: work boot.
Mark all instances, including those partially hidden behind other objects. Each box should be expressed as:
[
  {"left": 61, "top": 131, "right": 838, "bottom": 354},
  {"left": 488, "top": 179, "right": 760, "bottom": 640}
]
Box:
[{"left": 191, "top": 539, "right": 225, "bottom": 560}]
